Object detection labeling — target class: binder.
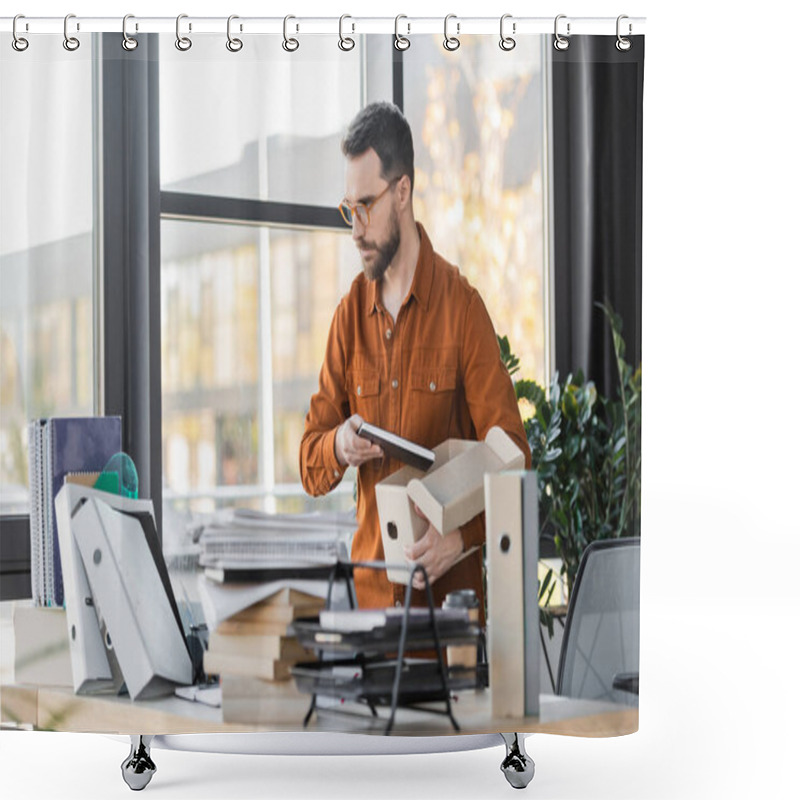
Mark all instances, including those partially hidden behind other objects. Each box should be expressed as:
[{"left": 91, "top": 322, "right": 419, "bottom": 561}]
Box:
[
  {"left": 55, "top": 483, "right": 193, "bottom": 699},
  {"left": 485, "top": 470, "right": 539, "bottom": 717},
  {"left": 69, "top": 494, "right": 194, "bottom": 700},
  {"left": 47, "top": 416, "right": 122, "bottom": 607},
  {"left": 54, "top": 483, "right": 115, "bottom": 694}
]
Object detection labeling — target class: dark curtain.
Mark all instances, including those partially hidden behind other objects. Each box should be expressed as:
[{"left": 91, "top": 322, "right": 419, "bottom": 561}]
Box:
[{"left": 552, "top": 35, "right": 644, "bottom": 400}]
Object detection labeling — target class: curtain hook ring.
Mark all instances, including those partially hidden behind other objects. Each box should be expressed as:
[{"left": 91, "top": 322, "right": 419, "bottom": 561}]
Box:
[
  {"left": 122, "top": 14, "right": 138, "bottom": 51},
  {"left": 176, "top": 13, "right": 192, "bottom": 51},
  {"left": 12, "top": 14, "right": 29, "bottom": 52},
  {"left": 616, "top": 15, "right": 632, "bottom": 51},
  {"left": 443, "top": 14, "right": 460, "bottom": 52},
  {"left": 338, "top": 14, "right": 355, "bottom": 51},
  {"left": 553, "top": 14, "right": 570, "bottom": 51},
  {"left": 226, "top": 15, "right": 243, "bottom": 52},
  {"left": 283, "top": 15, "right": 299, "bottom": 52},
  {"left": 394, "top": 14, "right": 410, "bottom": 51},
  {"left": 499, "top": 14, "right": 516, "bottom": 51},
  {"left": 63, "top": 13, "right": 80, "bottom": 51}
]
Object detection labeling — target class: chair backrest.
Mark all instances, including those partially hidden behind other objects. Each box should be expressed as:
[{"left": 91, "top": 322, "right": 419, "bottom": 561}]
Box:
[{"left": 556, "top": 537, "right": 640, "bottom": 707}]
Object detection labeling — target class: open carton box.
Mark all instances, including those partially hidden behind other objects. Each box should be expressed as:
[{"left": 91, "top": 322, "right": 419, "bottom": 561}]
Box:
[{"left": 376, "top": 426, "right": 526, "bottom": 584}]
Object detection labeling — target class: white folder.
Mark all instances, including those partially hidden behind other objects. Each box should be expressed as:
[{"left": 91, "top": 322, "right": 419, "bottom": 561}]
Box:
[
  {"left": 70, "top": 495, "right": 193, "bottom": 700},
  {"left": 54, "top": 483, "right": 115, "bottom": 694},
  {"left": 55, "top": 483, "right": 193, "bottom": 699},
  {"left": 485, "top": 470, "right": 539, "bottom": 718}
]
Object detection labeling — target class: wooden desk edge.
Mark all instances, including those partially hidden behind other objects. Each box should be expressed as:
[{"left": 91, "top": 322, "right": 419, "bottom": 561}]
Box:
[
  {"left": 3, "top": 683, "right": 637, "bottom": 739},
  {"left": 0, "top": 683, "right": 39, "bottom": 728}
]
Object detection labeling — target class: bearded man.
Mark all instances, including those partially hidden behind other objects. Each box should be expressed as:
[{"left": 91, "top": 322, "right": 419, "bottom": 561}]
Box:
[{"left": 299, "top": 101, "right": 529, "bottom": 617}]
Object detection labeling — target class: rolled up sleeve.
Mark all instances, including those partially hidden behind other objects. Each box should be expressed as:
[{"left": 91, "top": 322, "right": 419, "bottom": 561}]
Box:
[{"left": 299, "top": 302, "right": 350, "bottom": 496}]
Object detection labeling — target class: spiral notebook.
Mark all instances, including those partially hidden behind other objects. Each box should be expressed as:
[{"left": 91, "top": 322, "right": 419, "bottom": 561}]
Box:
[{"left": 27, "top": 416, "right": 122, "bottom": 607}]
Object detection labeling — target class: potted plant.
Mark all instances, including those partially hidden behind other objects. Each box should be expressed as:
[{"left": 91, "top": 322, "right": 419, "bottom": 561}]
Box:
[{"left": 499, "top": 302, "right": 642, "bottom": 634}]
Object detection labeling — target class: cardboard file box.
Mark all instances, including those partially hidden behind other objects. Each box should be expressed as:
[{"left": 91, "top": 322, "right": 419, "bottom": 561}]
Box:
[
  {"left": 485, "top": 470, "right": 539, "bottom": 718},
  {"left": 376, "top": 426, "right": 525, "bottom": 584},
  {"left": 13, "top": 602, "right": 73, "bottom": 687}
]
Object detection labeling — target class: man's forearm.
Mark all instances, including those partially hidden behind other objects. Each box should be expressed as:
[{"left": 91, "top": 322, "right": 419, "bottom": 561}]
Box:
[{"left": 299, "top": 427, "right": 345, "bottom": 496}]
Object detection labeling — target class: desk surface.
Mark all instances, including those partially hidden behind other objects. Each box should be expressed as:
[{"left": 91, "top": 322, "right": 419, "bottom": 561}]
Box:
[{"left": 1, "top": 680, "right": 637, "bottom": 738}]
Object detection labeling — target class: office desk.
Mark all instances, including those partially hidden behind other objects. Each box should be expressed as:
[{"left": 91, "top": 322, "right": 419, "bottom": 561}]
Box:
[{"left": 1, "top": 681, "right": 637, "bottom": 738}]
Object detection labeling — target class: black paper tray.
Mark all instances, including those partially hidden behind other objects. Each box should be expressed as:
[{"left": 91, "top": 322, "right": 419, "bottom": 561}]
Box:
[
  {"left": 291, "top": 657, "right": 480, "bottom": 705},
  {"left": 291, "top": 616, "right": 481, "bottom": 655}
]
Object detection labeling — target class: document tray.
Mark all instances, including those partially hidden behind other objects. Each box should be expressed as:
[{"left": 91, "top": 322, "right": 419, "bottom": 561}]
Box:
[
  {"left": 291, "top": 657, "right": 480, "bottom": 705},
  {"left": 291, "top": 615, "right": 481, "bottom": 656}
]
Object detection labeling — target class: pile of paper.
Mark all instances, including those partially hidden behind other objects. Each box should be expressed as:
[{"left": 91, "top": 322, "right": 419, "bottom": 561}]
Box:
[{"left": 198, "top": 508, "right": 356, "bottom": 584}]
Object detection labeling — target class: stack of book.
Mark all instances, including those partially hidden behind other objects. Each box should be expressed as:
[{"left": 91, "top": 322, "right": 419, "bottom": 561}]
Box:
[
  {"left": 194, "top": 508, "right": 357, "bottom": 722},
  {"left": 204, "top": 587, "right": 324, "bottom": 682},
  {"left": 203, "top": 588, "right": 323, "bottom": 682}
]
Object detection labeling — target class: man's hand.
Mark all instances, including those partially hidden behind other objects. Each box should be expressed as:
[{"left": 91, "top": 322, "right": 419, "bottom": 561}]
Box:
[
  {"left": 334, "top": 414, "right": 384, "bottom": 468},
  {"left": 404, "top": 504, "right": 465, "bottom": 590}
]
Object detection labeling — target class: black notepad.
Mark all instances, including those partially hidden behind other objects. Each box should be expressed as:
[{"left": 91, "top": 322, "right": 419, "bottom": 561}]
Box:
[{"left": 356, "top": 422, "right": 435, "bottom": 471}]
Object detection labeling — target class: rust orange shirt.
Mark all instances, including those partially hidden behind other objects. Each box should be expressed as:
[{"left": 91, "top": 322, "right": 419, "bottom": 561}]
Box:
[{"left": 299, "top": 224, "right": 530, "bottom": 616}]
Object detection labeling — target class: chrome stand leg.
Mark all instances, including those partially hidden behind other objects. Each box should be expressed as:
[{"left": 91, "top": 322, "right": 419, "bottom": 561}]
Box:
[
  {"left": 500, "top": 733, "right": 535, "bottom": 789},
  {"left": 121, "top": 735, "right": 156, "bottom": 791}
]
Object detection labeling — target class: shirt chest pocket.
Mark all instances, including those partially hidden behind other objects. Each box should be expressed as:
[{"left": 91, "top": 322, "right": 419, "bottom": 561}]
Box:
[
  {"left": 347, "top": 369, "right": 382, "bottom": 427},
  {"left": 407, "top": 367, "right": 457, "bottom": 445}
]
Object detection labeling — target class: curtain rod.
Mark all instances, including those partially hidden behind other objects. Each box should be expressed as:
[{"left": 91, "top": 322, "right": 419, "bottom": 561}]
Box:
[{"left": 0, "top": 16, "right": 646, "bottom": 37}]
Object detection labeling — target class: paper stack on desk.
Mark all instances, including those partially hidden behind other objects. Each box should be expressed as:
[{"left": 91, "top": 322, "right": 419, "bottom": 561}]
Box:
[
  {"left": 196, "top": 507, "right": 357, "bottom": 709},
  {"left": 198, "top": 508, "right": 356, "bottom": 584}
]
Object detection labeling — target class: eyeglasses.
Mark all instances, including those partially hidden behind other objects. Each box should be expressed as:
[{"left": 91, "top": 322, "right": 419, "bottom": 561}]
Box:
[{"left": 339, "top": 177, "right": 400, "bottom": 227}]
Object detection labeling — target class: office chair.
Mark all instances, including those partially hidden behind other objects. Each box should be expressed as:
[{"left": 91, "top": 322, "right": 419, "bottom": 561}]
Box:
[{"left": 556, "top": 537, "right": 640, "bottom": 707}]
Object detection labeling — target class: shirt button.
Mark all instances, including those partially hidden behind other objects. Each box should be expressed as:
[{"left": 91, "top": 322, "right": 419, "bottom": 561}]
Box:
[
  {"left": 334, "top": 469, "right": 340, "bottom": 479},
  {"left": 429, "top": 381, "right": 436, "bottom": 392},
  {"left": 391, "top": 379, "right": 398, "bottom": 389},
  {"left": 357, "top": 385, "right": 362, "bottom": 396},
  {"left": 385, "top": 329, "right": 392, "bottom": 340}
]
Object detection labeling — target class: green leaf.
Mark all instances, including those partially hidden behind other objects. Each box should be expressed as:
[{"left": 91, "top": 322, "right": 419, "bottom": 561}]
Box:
[{"left": 538, "top": 568, "right": 553, "bottom": 601}]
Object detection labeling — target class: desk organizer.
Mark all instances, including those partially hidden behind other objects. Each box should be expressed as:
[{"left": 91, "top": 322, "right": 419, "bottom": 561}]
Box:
[
  {"left": 376, "top": 427, "right": 525, "bottom": 584},
  {"left": 292, "top": 561, "right": 483, "bottom": 733}
]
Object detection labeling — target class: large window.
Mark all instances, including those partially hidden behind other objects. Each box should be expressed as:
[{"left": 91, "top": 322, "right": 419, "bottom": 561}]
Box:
[
  {"left": 159, "top": 35, "right": 362, "bottom": 206},
  {"left": 158, "top": 35, "right": 369, "bottom": 517},
  {"left": 0, "top": 37, "right": 96, "bottom": 517},
  {"left": 160, "top": 221, "right": 358, "bottom": 515},
  {"left": 405, "top": 35, "right": 547, "bottom": 388}
]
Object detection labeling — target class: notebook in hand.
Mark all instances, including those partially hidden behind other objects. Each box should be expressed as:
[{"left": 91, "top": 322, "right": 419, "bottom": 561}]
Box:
[{"left": 356, "top": 422, "right": 435, "bottom": 471}]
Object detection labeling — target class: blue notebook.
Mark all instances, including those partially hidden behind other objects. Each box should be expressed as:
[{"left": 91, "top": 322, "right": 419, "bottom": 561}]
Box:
[{"left": 47, "top": 416, "right": 122, "bottom": 607}]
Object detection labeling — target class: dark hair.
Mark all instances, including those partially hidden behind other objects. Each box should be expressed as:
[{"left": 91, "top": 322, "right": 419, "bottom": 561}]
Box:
[{"left": 341, "top": 101, "right": 415, "bottom": 192}]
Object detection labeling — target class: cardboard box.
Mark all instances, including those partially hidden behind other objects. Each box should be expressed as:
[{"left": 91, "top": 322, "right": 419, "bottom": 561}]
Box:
[
  {"left": 485, "top": 471, "right": 539, "bottom": 718},
  {"left": 376, "top": 426, "right": 525, "bottom": 584},
  {"left": 13, "top": 602, "right": 73, "bottom": 687}
]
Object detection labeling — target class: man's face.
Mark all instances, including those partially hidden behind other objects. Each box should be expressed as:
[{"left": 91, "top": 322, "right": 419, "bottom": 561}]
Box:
[{"left": 343, "top": 149, "right": 401, "bottom": 282}]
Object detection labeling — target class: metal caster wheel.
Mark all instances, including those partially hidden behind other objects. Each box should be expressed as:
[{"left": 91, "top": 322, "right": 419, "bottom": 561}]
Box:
[
  {"left": 500, "top": 733, "right": 535, "bottom": 789},
  {"left": 121, "top": 735, "right": 156, "bottom": 791}
]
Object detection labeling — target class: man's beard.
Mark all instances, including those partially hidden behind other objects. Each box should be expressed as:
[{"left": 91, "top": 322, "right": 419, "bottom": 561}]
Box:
[{"left": 357, "top": 211, "right": 401, "bottom": 282}]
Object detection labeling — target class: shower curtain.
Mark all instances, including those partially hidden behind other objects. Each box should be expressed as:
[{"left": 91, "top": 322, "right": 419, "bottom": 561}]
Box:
[{"left": 0, "top": 10, "right": 644, "bottom": 792}]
